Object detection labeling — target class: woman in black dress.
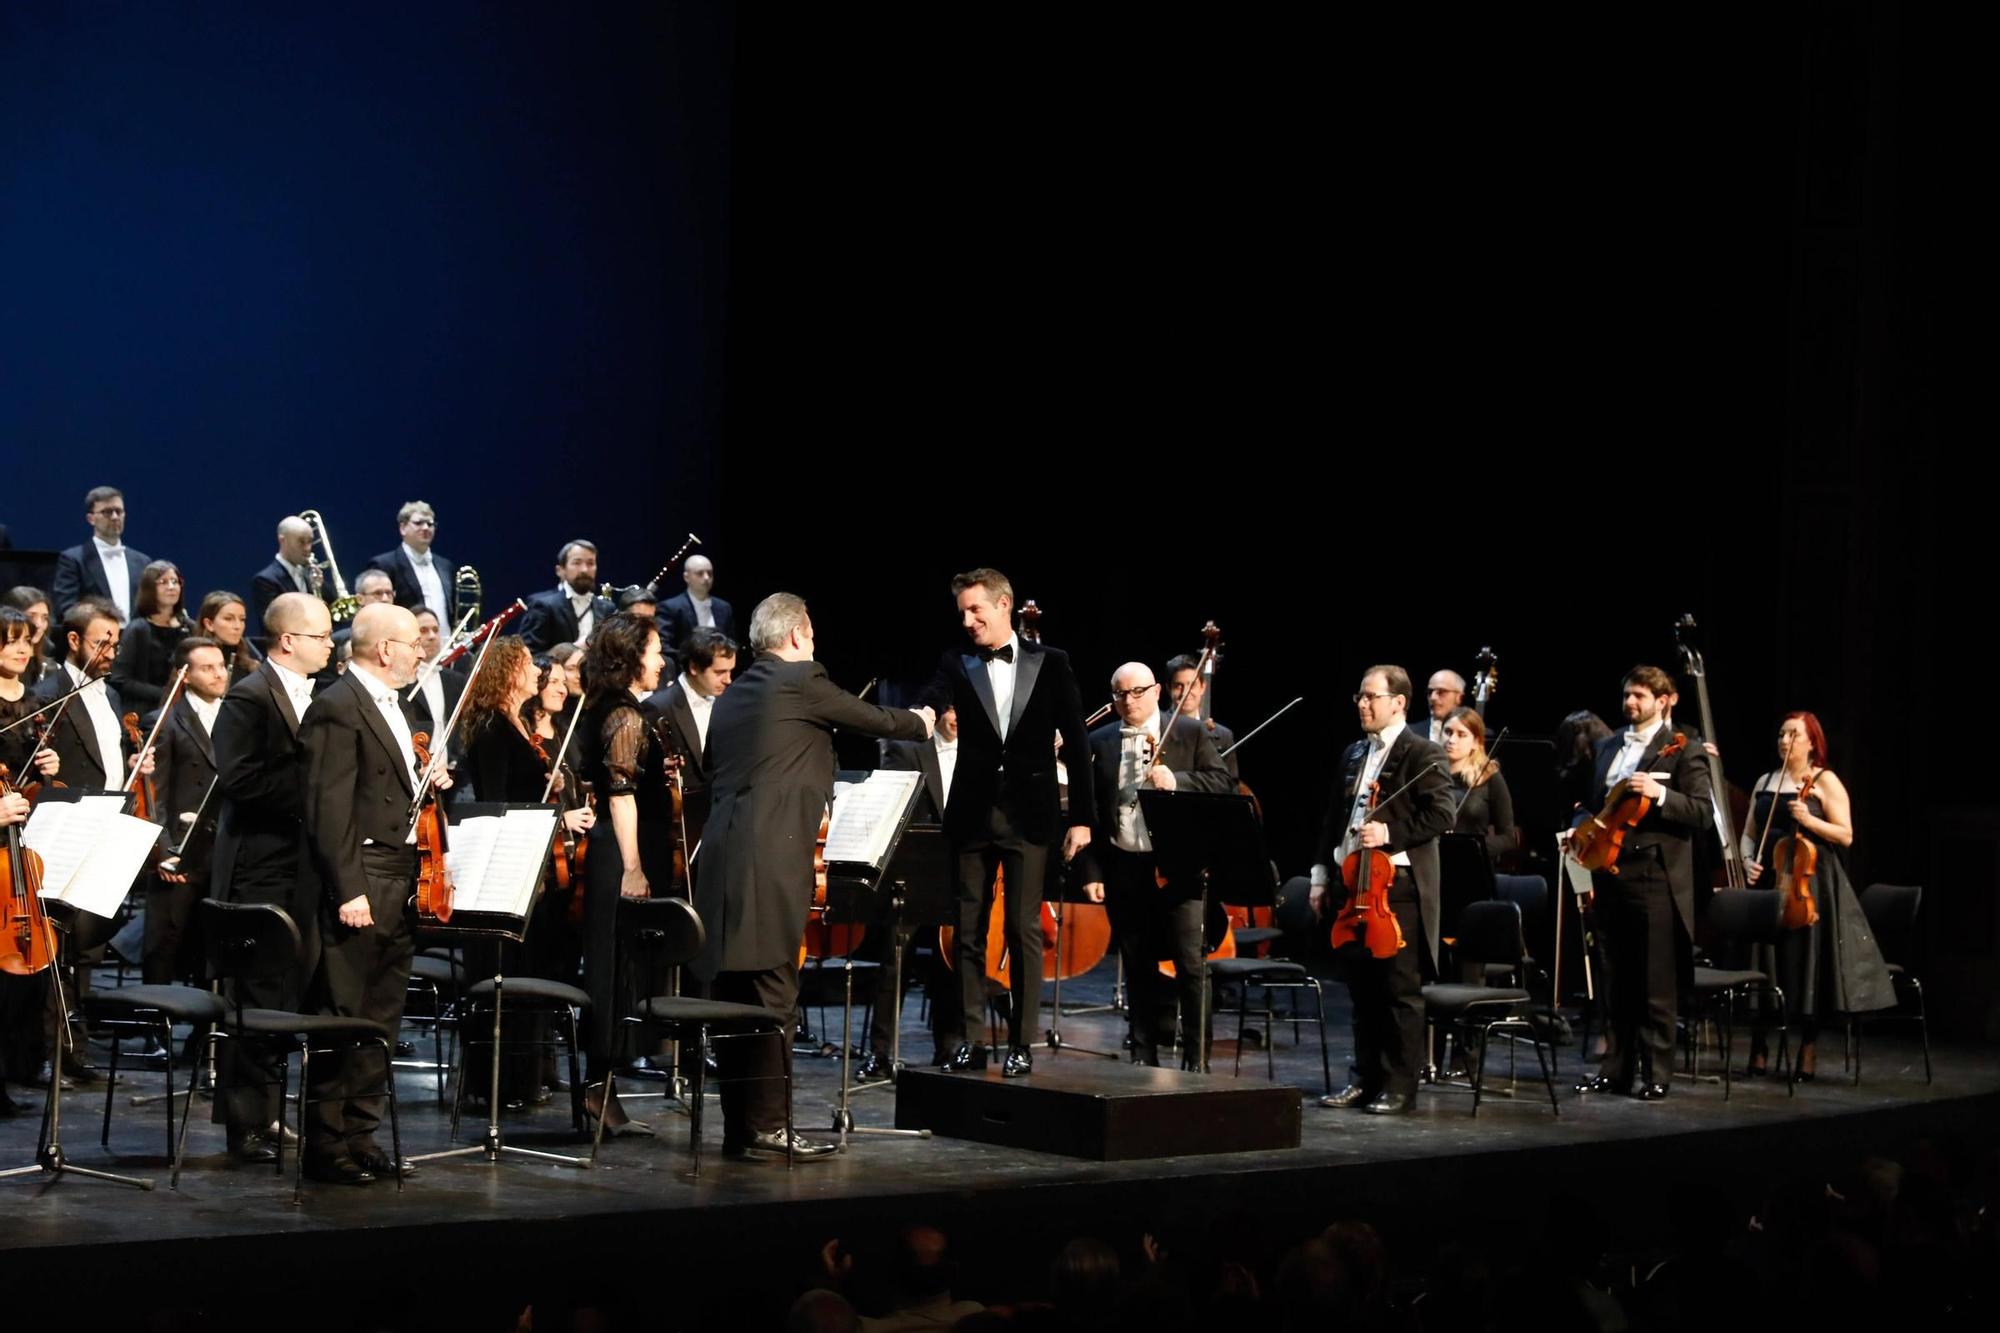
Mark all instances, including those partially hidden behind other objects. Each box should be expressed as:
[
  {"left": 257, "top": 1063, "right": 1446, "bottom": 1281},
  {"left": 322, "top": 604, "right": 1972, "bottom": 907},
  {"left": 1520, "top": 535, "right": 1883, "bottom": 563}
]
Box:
[
  {"left": 574, "top": 613, "right": 671, "bottom": 1131},
  {"left": 110, "top": 560, "right": 191, "bottom": 709},
  {"left": 1741, "top": 711, "right": 1892, "bottom": 1079},
  {"left": 0, "top": 588, "right": 53, "bottom": 687},
  {"left": 0, "top": 607, "right": 62, "bottom": 1116},
  {"left": 1440, "top": 706, "right": 1515, "bottom": 866},
  {"left": 193, "top": 590, "right": 263, "bottom": 684}
]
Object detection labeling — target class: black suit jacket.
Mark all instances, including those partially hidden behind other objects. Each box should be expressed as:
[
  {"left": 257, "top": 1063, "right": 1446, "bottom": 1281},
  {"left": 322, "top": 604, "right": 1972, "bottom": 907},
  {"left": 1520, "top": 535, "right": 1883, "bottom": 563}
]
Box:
[
  {"left": 881, "top": 734, "right": 948, "bottom": 823},
  {"left": 212, "top": 663, "right": 314, "bottom": 920},
  {"left": 657, "top": 591, "right": 736, "bottom": 655},
  {"left": 1314, "top": 726, "right": 1455, "bottom": 967},
  {"left": 362, "top": 545, "right": 458, "bottom": 615},
  {"left": 150, "top": 697, "right": 220, "bottom": 881},
  {"left": 519, "top": 587, "right": 617, "bottom": 654},
  {"left": 51, "top": 541, "right": 151, "bottom": 619},
  {"left": 1074, "top": 715, "right": 1235, "bottom": 888},
  {"left": 1574, "top": 725, "right": 1714, "bottom": 930},
  {"left": 301, "top": 668, "right": 422, "bottom": 915},
  {"left": 918, "top": 639, "right": 1094, "bottom": 845},
  {"left": 249, "top": 558, "right": 333, "bottom": 635},
  {"left": 30, "top": 668, "right": 129, "bottom": 790},
  {"left": 692, "top": 657, "right": 928, "bottom": 979}
]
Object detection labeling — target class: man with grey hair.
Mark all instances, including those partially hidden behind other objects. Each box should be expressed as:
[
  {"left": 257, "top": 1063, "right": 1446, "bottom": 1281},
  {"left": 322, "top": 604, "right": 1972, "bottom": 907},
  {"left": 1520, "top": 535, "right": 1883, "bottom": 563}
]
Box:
[
  {"left": 1419, "top": 670, "right": 1466, "bottom": 745},
  {"left": 251, "top": 515, "right": 329, "bottom": 632},
  {"left": 693, "top": 592, "right": 932, "bottom": 1158}
]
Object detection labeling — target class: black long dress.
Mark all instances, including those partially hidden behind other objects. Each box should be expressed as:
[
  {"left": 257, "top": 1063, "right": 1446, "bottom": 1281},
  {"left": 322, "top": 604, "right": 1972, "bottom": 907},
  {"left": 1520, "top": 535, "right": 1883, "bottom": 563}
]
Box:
[
  {"left": 109, "top": 616, "right": 188, "bottom": 710},
  {"left": 1449, "top": 768, "right": 1516, "bottom": 866},
  {"left": 1745, "top": 775, "right": 1894, "bottom": 1040},
  {"left": 0, "top": 688, "right": 52, "bottom": 1097}
]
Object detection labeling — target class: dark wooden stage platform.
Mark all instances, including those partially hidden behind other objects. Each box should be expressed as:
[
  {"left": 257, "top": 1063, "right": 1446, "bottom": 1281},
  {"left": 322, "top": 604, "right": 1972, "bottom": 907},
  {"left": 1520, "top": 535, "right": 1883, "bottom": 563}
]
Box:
[{"left": 3, "top": 969, "right": 1986, "bottom": 1330}]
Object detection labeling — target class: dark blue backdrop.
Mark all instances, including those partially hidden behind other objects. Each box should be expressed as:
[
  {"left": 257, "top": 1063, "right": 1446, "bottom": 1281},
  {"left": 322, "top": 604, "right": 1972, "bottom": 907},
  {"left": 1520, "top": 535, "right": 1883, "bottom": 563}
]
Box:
[{"left": 2, "top": 3, "right": 731, "bottom": 603}]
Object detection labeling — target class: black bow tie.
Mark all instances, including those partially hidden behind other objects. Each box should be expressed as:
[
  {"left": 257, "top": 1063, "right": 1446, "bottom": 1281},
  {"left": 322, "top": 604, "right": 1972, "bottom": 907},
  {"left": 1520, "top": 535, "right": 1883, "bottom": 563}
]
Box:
[{"left": 978, "top": 643, "right": 1014, "bottom": 664}]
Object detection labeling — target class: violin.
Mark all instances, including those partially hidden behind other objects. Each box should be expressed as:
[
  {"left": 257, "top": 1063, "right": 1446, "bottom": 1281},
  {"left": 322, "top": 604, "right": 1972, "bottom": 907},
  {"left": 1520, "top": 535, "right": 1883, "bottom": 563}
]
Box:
[
  {"left": 649, "top": 716, "right": 693, "bottom": 899},
  {"left": 121, "top": 712, "right": 156, "bottom": 822},
  {"left": 1770, "top": 769, "right": 1822, "bottom": 930},
  {"left": 410, "top": 730, "right": 452, "bottom": 926},
  {"left": 801, "top": 808, "right": 866, "bottom": 964},
  {"left": 0, "top": 764, "right": 59, "bottom": 976},
  {"left": 1329, "top": 780, "right": 1405, "bottom": 959},
  {"left": 1570, "top": 732, "right": 1688, "bottom": 874}
]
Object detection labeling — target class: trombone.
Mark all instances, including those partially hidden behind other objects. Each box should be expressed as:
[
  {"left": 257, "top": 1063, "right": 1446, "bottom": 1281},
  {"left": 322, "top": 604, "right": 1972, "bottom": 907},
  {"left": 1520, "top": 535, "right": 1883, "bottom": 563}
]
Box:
[
  {"left": 299, "top": 509, "right": 360, "bottom": 622},
  {"left": 453, "top": 565, "right": 482, "bottom": 625}
]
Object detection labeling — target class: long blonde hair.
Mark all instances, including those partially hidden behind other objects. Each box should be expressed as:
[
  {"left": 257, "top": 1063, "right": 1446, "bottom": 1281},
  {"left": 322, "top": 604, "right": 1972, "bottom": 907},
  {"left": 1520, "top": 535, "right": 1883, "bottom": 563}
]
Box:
[{"left": 1443, "top": 706, "right": 1499, "bottom": 787}]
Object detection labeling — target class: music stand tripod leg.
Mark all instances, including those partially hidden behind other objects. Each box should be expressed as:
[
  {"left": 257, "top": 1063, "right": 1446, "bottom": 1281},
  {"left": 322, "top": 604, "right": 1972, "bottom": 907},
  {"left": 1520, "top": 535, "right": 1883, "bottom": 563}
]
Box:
[
  {"left": 832, "top": 944, "right": 929, "bottom": 1141},
  {"left": 1042, "top": 896, "right": 1120, "bottom": 1060}
]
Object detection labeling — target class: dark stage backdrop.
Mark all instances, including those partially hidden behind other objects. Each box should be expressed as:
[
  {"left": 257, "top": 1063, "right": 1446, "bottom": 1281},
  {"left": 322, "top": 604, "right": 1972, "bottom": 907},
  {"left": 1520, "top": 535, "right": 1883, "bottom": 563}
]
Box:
[{"left": 1, "top": 4, "right": 731, "bottom": 606}]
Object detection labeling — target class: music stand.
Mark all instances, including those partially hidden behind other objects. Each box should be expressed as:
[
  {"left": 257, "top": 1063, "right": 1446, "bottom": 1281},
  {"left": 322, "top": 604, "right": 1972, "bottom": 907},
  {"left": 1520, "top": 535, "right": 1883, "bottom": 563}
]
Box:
[
  {"left": 404, "top": 803, "right": 581, "bottom": 1171},
  {"left": 868, "top": 822, "right": 950, "bottom": 1083},
  {"left": 1137, "top": 790, "right": 1264, "bottom": 1073},
  {"left": 1043, "top": 853, "right": 1121, "bottom": 1060}
]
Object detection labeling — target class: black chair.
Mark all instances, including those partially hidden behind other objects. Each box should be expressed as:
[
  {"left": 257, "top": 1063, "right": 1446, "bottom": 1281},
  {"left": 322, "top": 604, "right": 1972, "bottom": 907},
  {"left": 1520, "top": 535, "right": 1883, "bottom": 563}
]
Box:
[
  {"left": 1420, "top": 900, "right": 1560, "bottom": 1116},
  {"left": 613, "top": 897, "right": 795, "bottom": 1175},
  {"left": 1851, "top": 884, "right": 1930, "bottom": 1085},
  {"left": 1205, "top": 957, "right": 1331, "bottom": 1095},
  {"left": 83, "top": 981, "right": 225, "bottom": 1159},
  {"left": 1686, "top": 890, "right": 1793, "bottom": 1100},
  {"left": 178, "top": 900, "right": 403, "bottom": 1200},
  {"left": 448, "top": 974, "right": 590, "bottom": 1139},
  {"left": 404, "top": 949, "right": 464, "bottom": 1108}
]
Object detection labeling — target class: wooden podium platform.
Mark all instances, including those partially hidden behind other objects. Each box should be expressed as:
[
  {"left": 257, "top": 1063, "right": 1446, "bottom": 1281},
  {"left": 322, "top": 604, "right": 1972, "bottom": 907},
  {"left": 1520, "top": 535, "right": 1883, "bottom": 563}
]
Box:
[{"left": 894, "top": 1056, "right": 1302, "bottom": 1160}]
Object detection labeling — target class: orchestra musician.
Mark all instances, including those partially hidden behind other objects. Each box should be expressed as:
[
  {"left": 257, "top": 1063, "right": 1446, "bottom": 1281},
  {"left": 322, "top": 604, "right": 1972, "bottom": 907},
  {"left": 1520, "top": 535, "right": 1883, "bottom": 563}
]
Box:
[
  {"left": 1418, "top": 670, "right": 1466, "bottom": 745},
  {"left": 1311, "top": 665, "right": 1453, "bottom": 1115},
  {"left": 194, "top": 590, "right": 264, "bottom": 684},
  {"left": 363, "top": 500, "right": 456, "bottom": 622},
  {"left": 658, "top": 552, "right": 735, "bottom": 649},
  {"left": 643, "top": 625, "right": 736, "bottom": 850},
  {"left": 1164, "top": 653, "right": 1237, "bottom": 782},
  {"left": 1441, "top": 706, "right": 1516, "bottom": 866},
  {"left": 250, "top": 515, "right": 330, "bottom": 629},
  {"left": 0, "top": 588, "right": 53, "bottom": 686},
  {"left": 1571, "top": 665, "right": 1713, "bottom": 1101},
  {"left": 52, "top": 485, "right": 150, "bottom": 622},
  {"left": 411, "top": 607, "right": 469, "bottom": 748},
  {"left": 520, "top": 540, "right": 615, "bottom": 653},
  {"left": 918, "top": 568, "right": 1093, "bottom": 1080},
  {"left": 298, "top": 601, "right": 447, "bottom": 1185},
  {"left": 1074, "top": 662, "right": 1234, "bottom": 1068},
  {"left": 0, "top": 606, "right": 61, "bottom": 1118},
  {"left": 693, "top": 593, "right": 931, "bottom": 1158},
  {"left": 210, "top": 591, "right": 333, "bottom": 1164},
  {"left": 140, "top": 635, "right": 229, "bottom": 985},
  {"left": 109, "top": 560, "right": 191, "bottom": 709}
]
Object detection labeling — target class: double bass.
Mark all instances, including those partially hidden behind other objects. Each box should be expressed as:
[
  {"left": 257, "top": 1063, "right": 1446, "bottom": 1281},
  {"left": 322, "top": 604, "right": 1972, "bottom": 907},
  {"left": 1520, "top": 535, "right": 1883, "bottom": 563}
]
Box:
[{"left": 1675, "top": 614, "right": 1750, "bottom": 890}]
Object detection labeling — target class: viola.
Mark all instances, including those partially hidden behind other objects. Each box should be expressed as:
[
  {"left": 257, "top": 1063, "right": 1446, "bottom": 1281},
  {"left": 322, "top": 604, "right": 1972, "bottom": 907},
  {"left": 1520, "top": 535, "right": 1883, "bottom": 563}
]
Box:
[
  {"left": 1329, "top": 780, "right": 1405, "bottom": 959},
  {"left": 1771, "top": 769, "right": 1822, "bottom": 930},
  {"left": 410, "top": 731, "right": 452, "bottom": 926},
  {"left": 1570, "top": 732, "right": 1689, "bottom": 874},
  {"left": 121, "top": 712, "right": 155, "bottom": 822},
  {"left": 0, "top": 764, "right": 58, "bottom": 976}
]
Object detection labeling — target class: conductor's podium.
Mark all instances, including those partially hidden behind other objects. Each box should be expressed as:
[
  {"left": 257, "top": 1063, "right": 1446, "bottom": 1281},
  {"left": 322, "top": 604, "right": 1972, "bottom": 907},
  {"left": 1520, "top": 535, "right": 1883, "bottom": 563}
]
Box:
[{"left": 895, "top": 1055, "right": 1301, "bottom": 1160}]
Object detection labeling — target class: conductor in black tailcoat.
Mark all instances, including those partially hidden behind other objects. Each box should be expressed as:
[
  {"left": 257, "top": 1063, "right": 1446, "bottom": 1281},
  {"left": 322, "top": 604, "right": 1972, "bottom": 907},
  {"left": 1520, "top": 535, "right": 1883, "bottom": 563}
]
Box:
[
  {"left": 209, "top": 592, "right": 333, "bottom": 1163},
  {"left": 917, "top": 568, "right": 1094, "bottom": 1080},
  {"left": 1311, "top": 664, "right": 1454, "bottom": 1116},
  {"left": 1571, "top": 664, "right": 1712, "bottom": 1100},
  {"left": 693, "top": 593, "right": 931, "bottom": 1158}
]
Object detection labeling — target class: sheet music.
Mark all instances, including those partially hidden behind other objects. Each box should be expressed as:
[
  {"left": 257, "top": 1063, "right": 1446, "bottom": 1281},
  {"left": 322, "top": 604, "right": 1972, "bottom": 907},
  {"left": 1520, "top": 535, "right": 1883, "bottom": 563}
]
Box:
[
  {"left": 446, "top": 807, "right": 558, "bottom": 918},
  {"left": 25, "top": 797, "right": 161, "bottom": 918},
  {"left": 824, "top": 770, "right": 922, "bottom": 869}
]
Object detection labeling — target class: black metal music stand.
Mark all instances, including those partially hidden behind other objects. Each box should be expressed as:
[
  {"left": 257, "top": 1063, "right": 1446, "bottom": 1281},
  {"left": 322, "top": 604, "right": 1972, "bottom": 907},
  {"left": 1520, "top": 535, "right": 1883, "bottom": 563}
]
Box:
[
  {"left": 1137, "top": 790, "right": 1264, "bottom": 1073},
  {"left": 1043, "top": 853, "right": 1121, "bottom": 1060},
  {"left": 869, "top": 823, "right": 950, "bottom": 1083}
]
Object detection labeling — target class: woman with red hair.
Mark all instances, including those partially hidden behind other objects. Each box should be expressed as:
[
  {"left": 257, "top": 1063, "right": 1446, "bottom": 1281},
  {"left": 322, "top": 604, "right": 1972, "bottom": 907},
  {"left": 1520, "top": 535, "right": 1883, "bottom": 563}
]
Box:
[{"left": 1740, "top": 711, "right": 1892, "bottom": 1079}]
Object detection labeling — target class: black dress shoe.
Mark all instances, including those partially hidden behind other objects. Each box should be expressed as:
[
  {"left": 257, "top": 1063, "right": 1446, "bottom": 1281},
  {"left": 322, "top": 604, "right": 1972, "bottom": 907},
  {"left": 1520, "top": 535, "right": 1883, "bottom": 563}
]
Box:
[
  {"left": 853, "top": 1051, "right": 889, "bottom": 1083},
  {"left": 1363, "top": 1091, "right": 1413, "bottom": 1116},
  {"left": 264, "top": 1120, "right": 301, "bottom": 1147},
  {"left": 352, "top": 1147, "right": 417, "bottom": 1178},
  {"left": 1574, "top": 1074, "right": 1629, "bottom": 1095},
  {"left": 228, "top": 1133, "right": 279, "bottom": 1165},
  {"left": 394, "top": 1040, "right": 416, "bottom": 1058},
  {"left": 302, "top": 1157, "right": 375, "bottom": 1186},
  {"left": 1001, "top": 1047, "right": 1033, "bottom": 1079},
  {"left": 1634, "top": 1083, "right": 1670, "bottom": 1101},
  {"left": 727, "top": 1128, "right": 838, "bottom": 1159},
  {"left": 60, "top": 1057, "right": 103, "bottom": 1086},
  {"left": 1319, "top": 1083, "right": 1374, "bottom": 1109},
  {"left": 940, "top": 1043, "right": 982, "bottom": 1073}
]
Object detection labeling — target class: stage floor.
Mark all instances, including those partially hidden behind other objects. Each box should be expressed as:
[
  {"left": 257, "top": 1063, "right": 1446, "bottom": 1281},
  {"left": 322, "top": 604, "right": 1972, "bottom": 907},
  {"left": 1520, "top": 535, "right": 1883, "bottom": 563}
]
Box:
[{"left": 3, "top": 965, "right": 1986, "bottom": 1325}]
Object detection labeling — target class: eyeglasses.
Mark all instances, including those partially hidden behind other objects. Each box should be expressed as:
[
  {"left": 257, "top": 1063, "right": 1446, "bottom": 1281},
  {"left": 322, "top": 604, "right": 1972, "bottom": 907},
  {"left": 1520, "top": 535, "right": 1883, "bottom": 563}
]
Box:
[
  {"left": 387, "top": 638, "right": 422, "bottom": 651},
  {"left": 291, "top": 631, "right": 334, "bottom": 644},
  {"left": 92, "top": 507, "right": 126, "bottom": 517},
  {"left": 405, "top": 518, "right": 436, "bottom": 528},
  {"left": 1110, "top": 684, "right": 1158, "bottom": 702},
  {"left": 1353, "top": 691, "right": 1396, "bottom": 704}
]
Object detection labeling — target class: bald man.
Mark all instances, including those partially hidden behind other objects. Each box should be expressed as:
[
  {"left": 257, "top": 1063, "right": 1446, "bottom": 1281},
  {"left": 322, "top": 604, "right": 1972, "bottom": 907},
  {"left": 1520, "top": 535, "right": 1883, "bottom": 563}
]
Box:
[
  {"left": 659, "top": 552, "right": 735, "bottom": 652},
  {"left": 298, "top": 602, "right": 448, "bottom": 1185},
  {"left": 1418, "top": 671, "right": 1466, "bottom": 745},
  {"left": 251, "top": 516, "right": 331, "bottom": 634},
  {"left": 1073, "top": 662, "right": 1233, "bottom": 1067}
]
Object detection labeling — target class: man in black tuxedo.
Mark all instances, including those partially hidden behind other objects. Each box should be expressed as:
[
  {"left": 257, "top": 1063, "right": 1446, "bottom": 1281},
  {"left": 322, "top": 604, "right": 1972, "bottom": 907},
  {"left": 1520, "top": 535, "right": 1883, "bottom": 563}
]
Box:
[
  {"left": 1570, "top": 664, "right": 1712, "bottom": 1101},
  {"left": 361, "top": 500, "right": 456, "bottom": 623},
  {"left": 918, "top": 568, "right": 1094, "bottom": 1079},
  {"left": 141, "top": 636, "right": 229, "bottom": 984},
  {"left": 51, "top": 485, "right": 150, "bottom": 623},
  {"left": 658, "top": 553, "right": 735, "bottom": 654},
  {"left": 32, "top": 600, "right": 136, "bottom": 792},
  {"left": 1074, "top": 663, "right": 1235, "bottom": 1068},
  {"left": 410, "top": 608, "right": 469, "bottom": 751},
  {"left": 1165, "top": 653, "right": 1239, "bottom": 782},
  {"left": 693, "top": 593, "right": 931, "bottom": 1158},
  {"left": 299, "top": 602, "right": 445, "bottom": 1184},
  {"left": 210, "top": 591, "right": 333, "bottom": 1163},
  {"left": 521, "top": 539, "right": 616, "bottom": 653},
  {"left": 250, "top": 516, "right": 331, "bottom": 634},
  {"left": 642, "top": 626, "right": 736, "bottom": 850},
  {"left": 1311, "top": 665, "right": 1453, "bottom": 1115}
]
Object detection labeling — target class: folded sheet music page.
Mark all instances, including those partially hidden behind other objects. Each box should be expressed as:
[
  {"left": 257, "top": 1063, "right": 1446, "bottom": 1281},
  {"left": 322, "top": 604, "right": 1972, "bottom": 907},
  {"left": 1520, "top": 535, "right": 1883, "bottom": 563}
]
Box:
[
  {"left": 824, "top": 770, "right": 923, "bottom": 869},
  {"left": 447, "top": 806, "right": 559, "bottom": 918},
  {"left": 26, "top": 795, "right": 162, "bottom": 919}
]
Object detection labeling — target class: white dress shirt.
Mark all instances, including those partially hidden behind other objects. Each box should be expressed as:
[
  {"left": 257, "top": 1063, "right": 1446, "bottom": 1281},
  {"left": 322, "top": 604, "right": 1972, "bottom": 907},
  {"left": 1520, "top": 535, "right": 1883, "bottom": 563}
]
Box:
[
  {"left": 984, "top": 633, "right": 1020, "bottom": 742},
  {"left": 1606, "top": 717, "right": 1666, "bottom": 787},
  {"left": 1311, "top": 719, "right": 1414, "bottom": 886},
  {"left": 565, "top": 584, "right": 598, "bottom": 645},
  {"left": 934, "top": 732, "right": 959, "bottom": 808},
  {"left": 93, "top": 536, "right": 132, "bottom": 623},
  {"left": 417, "top": 662, "right": 447, "bottom": 738},
  {"left": 267, "top": 660, "right": 317, "bottom": 725},
  {"left": 64, "top": 660, "right": 127, "bottom": 787},
  {"left": 680, "top": 674, "right": 717, "bottom": 752},
  {"left": 348, "top": 666, "right": 421, "bottom": 843},
  {"left": 689, "top": 593, "right": 715, "bottom": 629},
  {"left": 403, "top": 542, "right": 448, "bottom": 623},
  {"left": 186, "top": 692, "right": 221, "bottom": 735},
  {"left": 1113, "top": 713, "right": 1162, "bottom": 853},
  {"left": 276, "top": 555, "right": 310, "bottom": 594}
]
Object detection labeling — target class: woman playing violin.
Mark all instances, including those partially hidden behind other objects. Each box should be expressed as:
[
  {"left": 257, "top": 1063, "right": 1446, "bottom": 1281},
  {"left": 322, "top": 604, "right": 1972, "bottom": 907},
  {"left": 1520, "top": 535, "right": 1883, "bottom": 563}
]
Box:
[
  {"left": 0, "top": 606, "right": 61, "bottom": 1116},
  {"left": 1440, "top": 706, "right": 1516, "bottom": 867},
  {"left": 1740, "top": 711, "right": 1893, "bottom": 1079}
]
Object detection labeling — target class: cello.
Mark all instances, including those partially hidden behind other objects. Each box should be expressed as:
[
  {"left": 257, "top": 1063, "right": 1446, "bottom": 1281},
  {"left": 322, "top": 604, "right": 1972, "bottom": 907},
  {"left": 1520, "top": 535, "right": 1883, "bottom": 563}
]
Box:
[{"left": 1328, "top": 780, "right": 1405, "bottom": 958}]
